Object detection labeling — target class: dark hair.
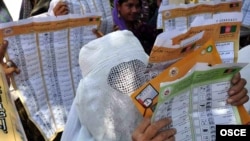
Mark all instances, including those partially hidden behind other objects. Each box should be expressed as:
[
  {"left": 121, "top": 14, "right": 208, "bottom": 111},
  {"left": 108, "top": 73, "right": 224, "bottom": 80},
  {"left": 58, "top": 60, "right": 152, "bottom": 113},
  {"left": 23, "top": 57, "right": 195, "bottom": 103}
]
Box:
[{"left": 117, "top": 0, "right": 142, "bottom": 6}]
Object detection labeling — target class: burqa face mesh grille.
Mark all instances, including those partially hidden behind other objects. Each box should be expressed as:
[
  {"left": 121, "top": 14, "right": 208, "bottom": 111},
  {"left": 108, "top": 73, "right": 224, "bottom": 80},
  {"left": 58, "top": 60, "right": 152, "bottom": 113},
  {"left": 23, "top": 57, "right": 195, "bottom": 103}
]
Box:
[{"left": 107, "top": 59, "right": 146, "bottom": 94}]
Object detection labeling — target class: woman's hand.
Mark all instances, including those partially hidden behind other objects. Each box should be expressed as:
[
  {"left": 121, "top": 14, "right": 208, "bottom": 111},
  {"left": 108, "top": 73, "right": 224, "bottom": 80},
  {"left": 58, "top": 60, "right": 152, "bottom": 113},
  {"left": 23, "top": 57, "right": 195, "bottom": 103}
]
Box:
[
  {"left": 227, "top": 72, "right": 249, "bottom": 106},
  {"left": 53, "top": 1, "right": 69, "bottom": 16},
  {"left": 113, "top": 25, "right": 120, "bottom": 31},
  {"left": 92, "top": 28, "right": 104, "bottom": 38},
  {"left": 0, "top": 40, "right": 20, "bottom": 85},
  {"left": 92, "top": 26, "right": 119, "bottom": 38},
  {"left": 132, "top": 117, "right": 176, "bottom": 141}
]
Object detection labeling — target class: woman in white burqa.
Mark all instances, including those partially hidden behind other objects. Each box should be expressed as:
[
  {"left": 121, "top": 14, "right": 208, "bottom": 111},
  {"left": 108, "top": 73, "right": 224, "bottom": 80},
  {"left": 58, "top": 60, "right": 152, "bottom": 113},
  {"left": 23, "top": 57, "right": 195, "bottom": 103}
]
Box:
[{"left": 61, "top": 30, "right": 152, "bottom": 141}]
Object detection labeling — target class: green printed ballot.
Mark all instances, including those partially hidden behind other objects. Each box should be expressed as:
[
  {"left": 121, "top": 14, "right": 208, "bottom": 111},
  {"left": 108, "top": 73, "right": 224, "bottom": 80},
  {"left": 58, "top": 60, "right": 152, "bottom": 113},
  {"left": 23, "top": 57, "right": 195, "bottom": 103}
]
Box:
[{"left": 152, "top": 62, "right": 248, "bottom": 141}]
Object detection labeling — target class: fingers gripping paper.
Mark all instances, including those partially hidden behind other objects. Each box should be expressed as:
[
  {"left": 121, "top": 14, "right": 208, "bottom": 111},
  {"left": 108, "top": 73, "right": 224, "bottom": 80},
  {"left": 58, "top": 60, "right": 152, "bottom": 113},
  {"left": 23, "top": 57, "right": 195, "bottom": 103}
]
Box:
[{"left": 75, "top": 30, "right": 149, "bottom": 141}]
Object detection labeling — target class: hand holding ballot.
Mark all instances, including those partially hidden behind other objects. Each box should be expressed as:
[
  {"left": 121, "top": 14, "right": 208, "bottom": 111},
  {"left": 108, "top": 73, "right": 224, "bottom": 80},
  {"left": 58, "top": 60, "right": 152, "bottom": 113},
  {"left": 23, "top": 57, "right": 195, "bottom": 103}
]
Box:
[
  {"left": 227, "top": 72, "right": 248, "bottom": 106},
  {"left": 0, "top": 40, "right": 20, "bottom": 85},
  {"left": 132, "top": 117, "right": 176, "bottom": 141}
]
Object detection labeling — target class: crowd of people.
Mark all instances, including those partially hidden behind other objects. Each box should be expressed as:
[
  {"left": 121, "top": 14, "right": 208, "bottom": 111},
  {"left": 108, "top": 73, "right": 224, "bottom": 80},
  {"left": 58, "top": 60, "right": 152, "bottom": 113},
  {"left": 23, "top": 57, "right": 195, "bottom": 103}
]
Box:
[{"left": 1, "top": 0, "right": 249, "bottom": 141}]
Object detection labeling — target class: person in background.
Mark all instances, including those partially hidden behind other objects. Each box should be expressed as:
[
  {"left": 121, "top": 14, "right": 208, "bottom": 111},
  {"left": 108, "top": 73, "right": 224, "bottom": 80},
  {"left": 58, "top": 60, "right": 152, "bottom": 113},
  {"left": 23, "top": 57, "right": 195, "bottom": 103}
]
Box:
[
  {"left": 112, "top": 0, "right": 162, "bottom": 55},
  {"left": 19, "top": 0, "right": 51, "bottom": 19},
  {"left": 19, "top": 0, "right": 68, "bottom": 19}
]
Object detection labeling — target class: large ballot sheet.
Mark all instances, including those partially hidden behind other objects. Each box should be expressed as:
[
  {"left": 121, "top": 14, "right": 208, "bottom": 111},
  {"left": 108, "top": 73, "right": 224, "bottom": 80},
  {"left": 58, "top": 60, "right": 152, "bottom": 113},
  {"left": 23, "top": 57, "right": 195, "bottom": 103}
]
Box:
[{"left": 0, "top": 13, "right": 101, "bottom": 141}]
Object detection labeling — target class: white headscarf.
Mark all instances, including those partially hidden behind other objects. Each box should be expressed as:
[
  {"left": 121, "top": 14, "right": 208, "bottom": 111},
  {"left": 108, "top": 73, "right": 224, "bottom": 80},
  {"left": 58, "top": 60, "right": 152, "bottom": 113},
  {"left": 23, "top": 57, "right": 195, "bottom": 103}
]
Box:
[{"left": 61, "top": 30, "right": 149, "bottom": 141}]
